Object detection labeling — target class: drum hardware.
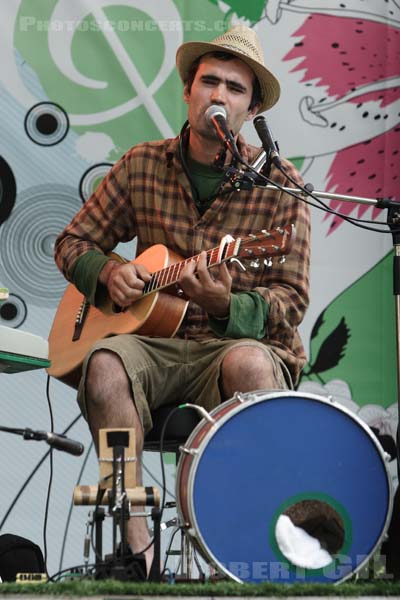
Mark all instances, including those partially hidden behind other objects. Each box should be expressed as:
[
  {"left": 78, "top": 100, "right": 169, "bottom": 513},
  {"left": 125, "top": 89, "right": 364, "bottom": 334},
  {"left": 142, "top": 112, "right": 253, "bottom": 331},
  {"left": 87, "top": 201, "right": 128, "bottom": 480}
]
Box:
[
  {"left": 74, "top": 428, "right": 161, "bottom": 581},
  {"left": 187, "top": 404, "right": 216, "bottom": 424},
  {"left": 179, "top": 446, "right": 199, "bottom": 456},
  {"left": 73, "top": 485, "right": 159, "bottom": 506},
  {"left": 232, "top": 391, "right": 247, "bottom": 403}
]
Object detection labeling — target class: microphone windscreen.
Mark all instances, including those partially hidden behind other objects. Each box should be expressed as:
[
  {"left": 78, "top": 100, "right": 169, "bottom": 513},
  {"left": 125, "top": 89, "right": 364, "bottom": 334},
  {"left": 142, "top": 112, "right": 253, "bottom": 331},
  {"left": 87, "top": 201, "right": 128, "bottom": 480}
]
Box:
[{"left": 205, "top": 105, "right": 227, "bottom": 123}]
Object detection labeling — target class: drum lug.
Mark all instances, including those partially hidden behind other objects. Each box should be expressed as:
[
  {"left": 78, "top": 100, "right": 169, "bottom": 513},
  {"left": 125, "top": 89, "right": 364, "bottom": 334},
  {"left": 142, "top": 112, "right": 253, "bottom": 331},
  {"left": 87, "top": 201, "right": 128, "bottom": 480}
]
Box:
[
  {"left": 233, "top": 391, "right": 247, "bottom": 403},
  {"left": 384, "top": 451, "right": 392, "bottom": 462},
  {"left": 179, "top": 445, "right": 199, "bottom": 456}
]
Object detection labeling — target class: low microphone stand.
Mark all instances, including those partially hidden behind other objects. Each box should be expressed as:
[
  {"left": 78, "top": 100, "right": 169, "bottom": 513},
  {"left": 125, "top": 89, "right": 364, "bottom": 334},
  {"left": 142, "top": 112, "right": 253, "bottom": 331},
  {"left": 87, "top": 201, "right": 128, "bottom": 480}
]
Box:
[{"left": 0, "top": 424, "right": 53, "bottom": 445}]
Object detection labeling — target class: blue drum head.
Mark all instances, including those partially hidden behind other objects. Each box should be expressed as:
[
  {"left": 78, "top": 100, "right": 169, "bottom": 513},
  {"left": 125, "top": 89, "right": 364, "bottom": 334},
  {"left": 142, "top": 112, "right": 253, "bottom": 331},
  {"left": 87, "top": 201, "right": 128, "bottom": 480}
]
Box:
[{"left": 183, "top": 392, "right": 392, "bottom": 583}]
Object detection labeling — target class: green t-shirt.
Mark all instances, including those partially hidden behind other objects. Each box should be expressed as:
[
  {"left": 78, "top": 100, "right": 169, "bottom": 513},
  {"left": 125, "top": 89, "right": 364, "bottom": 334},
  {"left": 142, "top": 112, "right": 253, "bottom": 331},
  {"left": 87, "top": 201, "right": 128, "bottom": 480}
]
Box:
[{"left": 186, "top": 155, "right": 225, "bottom": 215}]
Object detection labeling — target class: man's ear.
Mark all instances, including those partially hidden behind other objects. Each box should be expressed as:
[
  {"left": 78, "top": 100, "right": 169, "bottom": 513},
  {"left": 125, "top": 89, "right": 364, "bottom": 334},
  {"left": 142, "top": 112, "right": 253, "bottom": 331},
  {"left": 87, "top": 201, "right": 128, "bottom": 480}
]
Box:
[
  {"left": 245, "top": 103, "right": 261, "bottom": 121},
  {"left": 183, "top": 83, "right": 190, "bottom": 104}
]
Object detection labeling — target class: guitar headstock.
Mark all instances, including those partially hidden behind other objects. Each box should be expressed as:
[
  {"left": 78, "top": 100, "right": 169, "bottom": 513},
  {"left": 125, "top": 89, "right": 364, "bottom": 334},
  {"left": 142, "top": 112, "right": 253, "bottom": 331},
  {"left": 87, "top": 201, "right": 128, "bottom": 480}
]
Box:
[{"left": 236, "top": 225, "right": 295, "bottom": 263}]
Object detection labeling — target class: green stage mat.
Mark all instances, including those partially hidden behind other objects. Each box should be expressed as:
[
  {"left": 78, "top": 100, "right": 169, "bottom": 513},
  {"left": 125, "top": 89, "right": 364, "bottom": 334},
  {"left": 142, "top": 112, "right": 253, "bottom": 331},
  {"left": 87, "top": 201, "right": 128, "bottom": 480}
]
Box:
[{"left": 2, "top": 580, "right": 400, "bottom": 597}]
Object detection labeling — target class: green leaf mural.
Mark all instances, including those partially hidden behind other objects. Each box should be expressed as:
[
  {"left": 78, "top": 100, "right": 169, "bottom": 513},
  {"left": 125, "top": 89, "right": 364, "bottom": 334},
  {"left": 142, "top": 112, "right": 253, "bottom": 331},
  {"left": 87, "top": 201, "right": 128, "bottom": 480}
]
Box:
[
  {"left": 301, "top": 252, "right": 397, "bottom": 408},
  {"left": 208, "top": 0, "right": 266, "bottom": 24}
]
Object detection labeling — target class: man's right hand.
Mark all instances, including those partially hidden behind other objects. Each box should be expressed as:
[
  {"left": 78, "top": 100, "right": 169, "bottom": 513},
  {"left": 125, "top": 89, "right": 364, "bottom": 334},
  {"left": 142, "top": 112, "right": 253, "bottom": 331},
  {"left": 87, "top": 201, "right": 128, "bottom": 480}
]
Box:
[{"left": 100, "top": 261, "right": 152, "bottom": 307}]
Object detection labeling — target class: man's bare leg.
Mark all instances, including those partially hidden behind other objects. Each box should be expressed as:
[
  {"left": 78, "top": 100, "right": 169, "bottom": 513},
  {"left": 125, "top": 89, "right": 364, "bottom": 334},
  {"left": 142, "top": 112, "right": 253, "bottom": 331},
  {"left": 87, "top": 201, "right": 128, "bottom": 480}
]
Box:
[
  {"left": 85, "top": 350, "right": 153, "bottom": 575},
  {"left": 221, "top": 345, "right": 281, "bottom": 399}
]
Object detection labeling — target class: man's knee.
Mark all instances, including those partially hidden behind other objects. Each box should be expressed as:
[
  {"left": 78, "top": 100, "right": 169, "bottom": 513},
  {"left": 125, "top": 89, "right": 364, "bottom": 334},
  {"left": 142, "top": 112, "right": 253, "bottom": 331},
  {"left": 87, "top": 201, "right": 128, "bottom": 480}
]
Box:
[
  {"left": 86, "top": 350, "right": 128, "bottom": 404},
  {"left": 222, "top": 345, "right": 274, "bottom": 378},
  {"left": 221, "top": 345, "right": 278, "bottom": 398}
]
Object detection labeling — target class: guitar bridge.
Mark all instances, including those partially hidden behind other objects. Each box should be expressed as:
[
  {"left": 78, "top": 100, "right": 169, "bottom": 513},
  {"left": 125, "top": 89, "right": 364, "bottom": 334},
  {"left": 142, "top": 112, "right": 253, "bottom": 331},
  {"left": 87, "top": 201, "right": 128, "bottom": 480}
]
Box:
[{"left": 72, "top": 298, "right": 90, "bottom": 342}]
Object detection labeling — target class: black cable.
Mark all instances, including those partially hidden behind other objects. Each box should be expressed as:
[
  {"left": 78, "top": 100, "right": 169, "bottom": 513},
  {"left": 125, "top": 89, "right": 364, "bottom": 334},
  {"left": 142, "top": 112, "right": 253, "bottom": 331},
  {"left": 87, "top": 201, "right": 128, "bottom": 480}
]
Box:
[
  {"left": 258, "top": 167, "right": 399, "bottom": 234},
  {"left": 277, "top": 162, "right": 400, "bottom": 233},
  {"left": 58, "top": 440, "right": 94, "bottom": 572},
  {"left": 43, "top": 445, "right": 53, "bottom": 578},
  {"left": 142, "top": 461, "right": 175, "bottom": 500},
  {"left": 235, "top": 153, "right": 400, "bottom": 235},
  {"left": 47, "top": 561, "right": 97, "bottom": 583},
  {"left": 43, "top": 376, "right": 55, "bottom": 577},
  {"left": 161, "top": 526, "right": 180, "bottom": 577},
  {"left": 158, "top": 406, "right": 184, "bottom": 531},
  {"left": 0, "top": 413, "right": 82, "bottom": 532}
]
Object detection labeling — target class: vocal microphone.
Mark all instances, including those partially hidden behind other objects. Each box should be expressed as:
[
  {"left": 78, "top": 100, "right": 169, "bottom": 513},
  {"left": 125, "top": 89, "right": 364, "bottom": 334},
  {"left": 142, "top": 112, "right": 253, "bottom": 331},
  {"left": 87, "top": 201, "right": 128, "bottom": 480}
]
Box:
[
  {"left": 253, "top": 115, "right": 281, "bottom": 167},
  {"left": 24, "top": 428, "right": 85, "bottom": 456},
  {"left": 205, "top": 105, "right": 239, "bottom": 157}
]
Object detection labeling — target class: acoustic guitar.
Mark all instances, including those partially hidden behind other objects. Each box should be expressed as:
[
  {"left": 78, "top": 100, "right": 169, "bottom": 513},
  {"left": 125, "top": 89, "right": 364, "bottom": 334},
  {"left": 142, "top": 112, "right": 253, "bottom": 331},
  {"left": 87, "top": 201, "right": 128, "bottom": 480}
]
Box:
[{"left": 47, "top": 225, "right": 294, "bottom": 388}]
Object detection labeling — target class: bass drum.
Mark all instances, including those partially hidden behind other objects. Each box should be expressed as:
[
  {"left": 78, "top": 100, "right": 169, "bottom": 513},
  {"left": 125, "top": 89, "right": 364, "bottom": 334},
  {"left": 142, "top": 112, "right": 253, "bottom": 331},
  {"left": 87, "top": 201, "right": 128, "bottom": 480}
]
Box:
[{"left": 176, "top": 391, "right": 392, "bottom": 583}]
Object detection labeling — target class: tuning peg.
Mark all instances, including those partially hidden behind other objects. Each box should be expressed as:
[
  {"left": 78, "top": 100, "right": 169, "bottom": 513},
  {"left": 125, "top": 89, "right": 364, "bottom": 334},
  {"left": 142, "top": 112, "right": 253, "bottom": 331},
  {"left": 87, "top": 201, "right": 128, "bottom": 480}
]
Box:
[
  {"left": 264, "top": 258, "right": 273, "bottom": 267},
  {"left": 230, "top": 258, "right": 246, "bottom": 272},
  {"left": 279, "top": 256, "right": 286, "bottom": 264},
  {"left": 249, "top": 259, "right": 261, "bottom": 270},
  {"left": 261, "top": 229, "right": 272, "bottom": 237}
]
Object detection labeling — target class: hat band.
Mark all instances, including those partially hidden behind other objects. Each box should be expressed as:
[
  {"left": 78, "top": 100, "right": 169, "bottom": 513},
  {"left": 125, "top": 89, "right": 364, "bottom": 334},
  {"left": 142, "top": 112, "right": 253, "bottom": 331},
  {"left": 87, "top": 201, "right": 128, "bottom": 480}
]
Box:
[{"left": 218, "top": 42, "right": 264, "bottom": 65}]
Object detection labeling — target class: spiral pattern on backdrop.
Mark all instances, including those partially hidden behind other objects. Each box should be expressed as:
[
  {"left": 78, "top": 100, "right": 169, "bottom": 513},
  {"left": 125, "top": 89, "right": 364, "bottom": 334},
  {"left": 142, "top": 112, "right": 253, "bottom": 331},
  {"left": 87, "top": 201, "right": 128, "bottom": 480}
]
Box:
[
  {"left": 0, "top": 185, "right": 82, "bottom": 307},
  {"left": 24, "top": 102, "right": 69, "bottom": 146},
  {"left": 79, "top": 163, "right": 113, "bottom": 202}
]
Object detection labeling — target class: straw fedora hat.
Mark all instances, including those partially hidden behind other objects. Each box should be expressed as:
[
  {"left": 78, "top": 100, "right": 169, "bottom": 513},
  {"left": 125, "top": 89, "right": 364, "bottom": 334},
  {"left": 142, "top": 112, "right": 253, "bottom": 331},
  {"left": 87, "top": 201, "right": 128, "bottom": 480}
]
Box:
[{"left": 176, "top": 24, "right": 280, "bottom": 113}]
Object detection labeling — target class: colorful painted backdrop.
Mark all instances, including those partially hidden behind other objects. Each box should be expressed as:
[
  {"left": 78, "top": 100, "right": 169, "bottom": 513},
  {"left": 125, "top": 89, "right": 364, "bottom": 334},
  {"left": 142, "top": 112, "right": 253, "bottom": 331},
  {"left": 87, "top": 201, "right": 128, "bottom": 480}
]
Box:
[{"left": 0, "top": 0, "right": 399, "bottom": 576}]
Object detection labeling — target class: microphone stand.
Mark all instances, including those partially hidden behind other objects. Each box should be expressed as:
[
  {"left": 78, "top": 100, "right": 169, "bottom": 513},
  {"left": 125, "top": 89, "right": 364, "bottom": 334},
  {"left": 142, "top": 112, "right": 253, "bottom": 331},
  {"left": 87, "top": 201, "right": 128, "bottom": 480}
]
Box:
[
  {"left": 0, "top": 424, "right": 84, "bottom": 456},
  {"left": 230, "top": 154, "right": 400, "bottom": 477},
  {"left": 0, "top": 424, "right": 54, "bottom": 443}
]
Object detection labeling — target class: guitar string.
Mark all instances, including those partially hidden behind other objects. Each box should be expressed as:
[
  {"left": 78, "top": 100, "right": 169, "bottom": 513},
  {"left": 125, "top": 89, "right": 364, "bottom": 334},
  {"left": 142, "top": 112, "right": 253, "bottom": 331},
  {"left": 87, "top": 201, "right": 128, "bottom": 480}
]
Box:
[
  {"left": 143, "top": 244, "right": 232, "bottom": 294},
  {"left": 141, "top": 229, "right": 288, "bottom": 296}
]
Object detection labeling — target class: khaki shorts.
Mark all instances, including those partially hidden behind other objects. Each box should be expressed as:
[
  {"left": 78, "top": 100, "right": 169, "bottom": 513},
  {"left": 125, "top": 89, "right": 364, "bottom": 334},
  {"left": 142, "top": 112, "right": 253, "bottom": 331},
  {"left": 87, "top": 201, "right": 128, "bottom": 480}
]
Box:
[{"left": 77, "top": 335, "right": 292, "bottom": 434}]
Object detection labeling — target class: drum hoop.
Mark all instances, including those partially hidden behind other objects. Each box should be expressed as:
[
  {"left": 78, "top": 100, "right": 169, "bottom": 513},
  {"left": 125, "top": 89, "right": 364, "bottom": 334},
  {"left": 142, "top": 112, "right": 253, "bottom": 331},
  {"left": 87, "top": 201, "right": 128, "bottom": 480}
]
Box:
[{"left": 176, "top": 390, "right": 393, "bottom": 583}]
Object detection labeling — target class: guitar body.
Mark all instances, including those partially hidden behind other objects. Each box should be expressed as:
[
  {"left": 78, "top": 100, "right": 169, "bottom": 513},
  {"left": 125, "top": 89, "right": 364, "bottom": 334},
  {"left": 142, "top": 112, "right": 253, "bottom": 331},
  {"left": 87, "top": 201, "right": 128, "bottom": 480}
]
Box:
[{"left": 47, "top": 245, "right": 189, "bottom": 388}]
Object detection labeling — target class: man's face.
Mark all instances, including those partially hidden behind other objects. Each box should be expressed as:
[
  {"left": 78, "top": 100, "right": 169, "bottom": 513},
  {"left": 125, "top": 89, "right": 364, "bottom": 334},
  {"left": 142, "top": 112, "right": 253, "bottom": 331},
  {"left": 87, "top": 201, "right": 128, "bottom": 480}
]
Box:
[{"left": 183, "top": 55, "right": 260, "bottom": 141}]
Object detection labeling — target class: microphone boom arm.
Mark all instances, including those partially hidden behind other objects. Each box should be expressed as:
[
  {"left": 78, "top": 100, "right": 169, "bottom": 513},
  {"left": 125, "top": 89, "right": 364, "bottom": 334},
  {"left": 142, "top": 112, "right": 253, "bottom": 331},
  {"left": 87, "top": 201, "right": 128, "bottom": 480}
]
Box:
[
  {"left": 234, "top": 148, "right": 398, "bottom": 209},
  {"left": 258, "top": 183, "right": 396, "bottom": 209}
]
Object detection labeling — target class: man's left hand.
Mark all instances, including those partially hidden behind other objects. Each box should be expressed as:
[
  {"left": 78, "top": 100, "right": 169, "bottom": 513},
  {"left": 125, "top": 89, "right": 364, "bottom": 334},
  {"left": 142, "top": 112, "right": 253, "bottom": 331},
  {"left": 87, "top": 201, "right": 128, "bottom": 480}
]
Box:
[{"left": 179, "top": 251, "right": 232, "bottom": 318}]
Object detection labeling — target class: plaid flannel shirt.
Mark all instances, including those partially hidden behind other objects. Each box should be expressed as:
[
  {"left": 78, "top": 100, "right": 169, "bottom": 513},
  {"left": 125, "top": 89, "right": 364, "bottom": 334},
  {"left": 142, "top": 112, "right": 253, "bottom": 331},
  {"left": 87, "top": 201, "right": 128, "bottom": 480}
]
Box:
[{"left": 55, "top": 134, "right": 310, "bottom": 383}]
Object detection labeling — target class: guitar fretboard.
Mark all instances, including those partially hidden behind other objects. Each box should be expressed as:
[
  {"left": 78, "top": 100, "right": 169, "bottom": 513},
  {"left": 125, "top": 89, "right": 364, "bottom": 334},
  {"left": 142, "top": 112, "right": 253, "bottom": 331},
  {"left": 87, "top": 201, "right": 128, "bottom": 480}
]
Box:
[{"left": 142, "top": 240, "right": 238, "bottom": 295}]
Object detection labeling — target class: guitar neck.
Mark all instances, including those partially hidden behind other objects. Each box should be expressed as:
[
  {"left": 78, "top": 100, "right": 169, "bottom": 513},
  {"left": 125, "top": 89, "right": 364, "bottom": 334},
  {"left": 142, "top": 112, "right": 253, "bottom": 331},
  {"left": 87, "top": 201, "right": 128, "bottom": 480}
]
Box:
[
  {"left": 141, "top": 226, "right": 292, "bottom": 296},
  {"left": 142, "top": 239, "right": 240, "bottom": 296}
]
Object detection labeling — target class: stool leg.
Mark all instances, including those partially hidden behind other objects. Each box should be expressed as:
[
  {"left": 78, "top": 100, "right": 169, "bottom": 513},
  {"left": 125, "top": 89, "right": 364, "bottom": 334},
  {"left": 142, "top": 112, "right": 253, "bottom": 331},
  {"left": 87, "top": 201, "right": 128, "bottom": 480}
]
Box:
[
  {"left": 149, "top": 508, "right": 161, "bottom": 581},
  {"left": 178, "top": 528, "right": 194, "bottom": 580},
  {"left": 94, "top": 507, "right": 105, "bottom": 567},
  {"left": 184, "top": 531, "right": 193, "bottom": 579}
]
